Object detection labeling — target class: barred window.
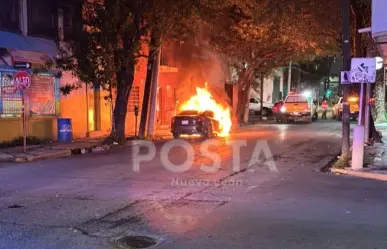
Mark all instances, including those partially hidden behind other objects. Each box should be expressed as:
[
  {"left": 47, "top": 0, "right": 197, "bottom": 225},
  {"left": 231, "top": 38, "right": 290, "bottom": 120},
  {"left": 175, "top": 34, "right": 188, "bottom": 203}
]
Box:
[
  {"left": 0, "top": 72, "right": 22, "bottom": 117},
  {"left": 28, "top": 0, "right": 57, "bottom": 39},
  {"left": 127, "top": 86, "right": 140, "bottom": 112}
]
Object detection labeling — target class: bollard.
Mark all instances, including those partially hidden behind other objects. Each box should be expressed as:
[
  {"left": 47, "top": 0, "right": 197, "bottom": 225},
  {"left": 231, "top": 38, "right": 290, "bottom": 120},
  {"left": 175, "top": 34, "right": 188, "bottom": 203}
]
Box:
[{"left": 352, "top": 125, "right": 365, "bottom": 170}]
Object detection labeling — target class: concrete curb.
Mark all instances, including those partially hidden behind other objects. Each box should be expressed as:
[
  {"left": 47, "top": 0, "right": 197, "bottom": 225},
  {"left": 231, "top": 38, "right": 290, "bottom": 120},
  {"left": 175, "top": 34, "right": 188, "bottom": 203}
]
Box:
[
  {"left": 1, "top": 140, "right": 143, "bottom": 163},
  {"left": 331, "top": 168, "right": 387, "bottom": 181},
  {"left": 14, "top": 150, "right": 72, "bottom": 163}
]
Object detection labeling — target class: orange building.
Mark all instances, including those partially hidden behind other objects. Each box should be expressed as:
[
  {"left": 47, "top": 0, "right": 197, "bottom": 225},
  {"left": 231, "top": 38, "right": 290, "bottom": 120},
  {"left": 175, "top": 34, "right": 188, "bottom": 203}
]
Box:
[
  {"left": 59, "top": 46, "right": 179, "bottom": 139},
  {"left": 0, "top": 5, "right": 179, "bottom": 142}
]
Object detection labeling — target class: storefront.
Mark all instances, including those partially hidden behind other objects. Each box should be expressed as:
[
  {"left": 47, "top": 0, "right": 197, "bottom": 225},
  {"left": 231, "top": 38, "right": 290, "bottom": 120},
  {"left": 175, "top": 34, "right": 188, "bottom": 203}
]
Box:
[
  {"left": 0, "top": 67, "right": 60, "bottom": 141},
  {"left": 0, "top": 31, "right": 60, "bottom": 142}
]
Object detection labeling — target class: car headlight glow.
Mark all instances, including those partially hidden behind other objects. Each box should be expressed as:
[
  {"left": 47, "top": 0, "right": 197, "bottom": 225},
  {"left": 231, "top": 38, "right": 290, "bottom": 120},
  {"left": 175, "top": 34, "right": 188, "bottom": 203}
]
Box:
[{"left": 280, "top": 106, "right": 286, "bottom": 113}]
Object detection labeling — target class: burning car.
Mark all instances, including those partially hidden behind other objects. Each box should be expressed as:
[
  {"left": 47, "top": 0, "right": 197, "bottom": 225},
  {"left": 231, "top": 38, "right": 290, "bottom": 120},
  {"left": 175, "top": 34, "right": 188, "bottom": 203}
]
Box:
[
  {"left": 171, "top": 110, "right": 219, "bottom": 138},
  {"left": 172, "top": 85, "right": 232, "bottom": 138}
]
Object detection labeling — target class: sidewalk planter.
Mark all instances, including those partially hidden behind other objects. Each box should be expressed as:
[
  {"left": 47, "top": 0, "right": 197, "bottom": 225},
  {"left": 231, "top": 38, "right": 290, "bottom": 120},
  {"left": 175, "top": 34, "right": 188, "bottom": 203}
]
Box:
[{"left": 57, "top": 118, "right": 73, "bottom": 143}]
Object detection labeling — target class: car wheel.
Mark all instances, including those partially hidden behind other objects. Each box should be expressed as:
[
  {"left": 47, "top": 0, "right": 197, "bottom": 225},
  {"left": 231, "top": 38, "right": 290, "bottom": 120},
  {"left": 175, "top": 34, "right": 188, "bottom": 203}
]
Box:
[{"left": 173, "top": 133, "right": 180, "bottom": 139}]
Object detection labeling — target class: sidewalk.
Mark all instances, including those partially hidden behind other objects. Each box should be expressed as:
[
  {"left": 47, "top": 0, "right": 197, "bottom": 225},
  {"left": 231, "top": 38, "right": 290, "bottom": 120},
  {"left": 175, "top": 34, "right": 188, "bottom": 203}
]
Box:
[
  {"left": 0, "top": 128, "right": 174, "bottom": 163},
  {"left": 0, "top": 138, "right": 116, "bottom": 163},
  {"left": 331, "top": 126, "right": 387, "bottom": 181}
]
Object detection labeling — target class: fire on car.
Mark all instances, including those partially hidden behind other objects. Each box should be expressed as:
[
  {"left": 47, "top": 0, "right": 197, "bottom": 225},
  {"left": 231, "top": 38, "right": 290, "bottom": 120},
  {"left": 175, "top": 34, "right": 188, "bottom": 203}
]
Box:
[{"left": 171, "top": 85, "right": 232, "bottom": 138}]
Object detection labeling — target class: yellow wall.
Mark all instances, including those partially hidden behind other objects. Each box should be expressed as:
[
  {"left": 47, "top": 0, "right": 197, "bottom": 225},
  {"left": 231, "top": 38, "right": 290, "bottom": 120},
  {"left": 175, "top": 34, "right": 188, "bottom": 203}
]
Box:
[{"left": 0, "top": 116, "right": 55, "bottom": 142}]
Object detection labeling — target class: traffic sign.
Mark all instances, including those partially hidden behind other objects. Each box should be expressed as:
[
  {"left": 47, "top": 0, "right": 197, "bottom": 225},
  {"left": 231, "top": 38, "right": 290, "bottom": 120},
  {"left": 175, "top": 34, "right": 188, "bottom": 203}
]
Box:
[
  {"left": 14, "top": 71, "right": 31, "bottom": 90},
  {"left": 340, "top": 71, "right": 351, "bottom": 84},
  {"left": 350, "top": 58, "right": 376, "bottom": 83},
  {"left": 14, "top": 62, "right": 31, "bottom": 69}
]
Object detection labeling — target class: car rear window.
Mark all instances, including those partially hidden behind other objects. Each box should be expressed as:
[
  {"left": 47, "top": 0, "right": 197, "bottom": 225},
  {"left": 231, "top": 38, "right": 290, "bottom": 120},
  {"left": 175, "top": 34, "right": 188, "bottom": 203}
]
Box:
[
  {"left": 285, "top": 96, "right": 308, "bottom": 103},
  {"left": 178, "top": 110, "right": 198, "bottom": 115}
]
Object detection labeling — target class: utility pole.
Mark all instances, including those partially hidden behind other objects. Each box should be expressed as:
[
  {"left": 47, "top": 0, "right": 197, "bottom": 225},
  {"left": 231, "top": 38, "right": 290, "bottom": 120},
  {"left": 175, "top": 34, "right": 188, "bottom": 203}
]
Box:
[
  {"left": 287, "top": 61, "right": 292, "bottom": 95},
  {"left": 85, "top": 85, "right": 90, "bottom": 137},
  {"left": 147, "top": 47, "right": 161, "bottom": 137},
  {"left": 341, "top": 0, "right": 351, "bottom": 158},
  {"left": 138, "top": 35, "right": 158, "bottom": 138},
  {"left": 260, "top": 73, "right": 264, "bottom": 121},
  {"left": 364, "top": 37, "right": 373, "bottom": 142}
]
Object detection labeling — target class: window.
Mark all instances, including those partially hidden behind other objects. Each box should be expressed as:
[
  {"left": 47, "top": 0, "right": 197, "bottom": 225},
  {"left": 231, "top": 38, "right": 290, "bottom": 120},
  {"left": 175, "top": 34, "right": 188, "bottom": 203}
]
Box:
[
  {"left": 250, "top": 98, "right": 259, "bottom": 104},
  {"left": 127, "top": 86, "right": 140, "bottom": 112},
  {"left": 285, "top": 96, "right": 308, "bottom": 103},
  {"left": 28, "top": 0, "right": 57, "bottom": 39},
  {"left": 61, "top": 4, "right": 81, "bottom": 41},
  {"left": 0, "top": 0, "right": 20, "bottom": 32}
]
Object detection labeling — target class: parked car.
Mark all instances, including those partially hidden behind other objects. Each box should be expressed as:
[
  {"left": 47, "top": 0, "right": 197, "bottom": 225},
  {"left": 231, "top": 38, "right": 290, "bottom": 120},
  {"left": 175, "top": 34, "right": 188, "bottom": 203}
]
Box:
[
  {"left": 171, "top": 110, "right": 220, "bottom": 138},
  {"left": 249, "top": 97, "right": 273, "bottom": 116},
  {"left": 332, "top": 96, "right": 359, "bottom": 121}
]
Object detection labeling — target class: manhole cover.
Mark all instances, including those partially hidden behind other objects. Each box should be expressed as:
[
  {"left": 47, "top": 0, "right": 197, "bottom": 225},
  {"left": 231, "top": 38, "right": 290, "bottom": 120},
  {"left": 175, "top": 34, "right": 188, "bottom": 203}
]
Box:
[
  {"left": 8, "top": 204, "right": 23, "bottom": 209},
  {"left": 116, "top": 236, "right": 157, "bottom": 249}
]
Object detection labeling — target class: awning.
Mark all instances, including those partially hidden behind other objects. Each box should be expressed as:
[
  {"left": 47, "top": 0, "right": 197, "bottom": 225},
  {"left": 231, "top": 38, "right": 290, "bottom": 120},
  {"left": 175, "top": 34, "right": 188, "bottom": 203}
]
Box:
[
  {"left": 0, "top": 31, "right": 57, "bottom": 68},
  {"left": 0, "top": 31, "right": 57, "bottom": 57},
  {"left": 372, "top": 0, "right": 387, "bottom": 63}
]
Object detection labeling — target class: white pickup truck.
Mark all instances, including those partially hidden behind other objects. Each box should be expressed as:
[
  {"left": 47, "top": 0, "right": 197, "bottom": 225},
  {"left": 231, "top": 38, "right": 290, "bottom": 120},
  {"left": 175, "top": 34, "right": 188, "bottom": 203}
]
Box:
[{"left": 249, "top": 97, "right": 273, "bottom": 116}]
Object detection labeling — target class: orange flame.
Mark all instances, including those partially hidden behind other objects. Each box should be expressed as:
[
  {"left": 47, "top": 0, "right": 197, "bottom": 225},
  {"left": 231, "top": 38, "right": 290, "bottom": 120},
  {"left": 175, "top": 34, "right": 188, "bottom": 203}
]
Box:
[{"left": 179, "top": 85, "right": 232, "bottom": 137}]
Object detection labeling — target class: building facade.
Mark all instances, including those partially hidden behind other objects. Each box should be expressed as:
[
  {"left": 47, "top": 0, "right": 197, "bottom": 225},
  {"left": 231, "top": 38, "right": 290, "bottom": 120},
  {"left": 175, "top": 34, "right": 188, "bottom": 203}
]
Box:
[{"left": 0, "top": 0, "right": 179, "bottom": 142}]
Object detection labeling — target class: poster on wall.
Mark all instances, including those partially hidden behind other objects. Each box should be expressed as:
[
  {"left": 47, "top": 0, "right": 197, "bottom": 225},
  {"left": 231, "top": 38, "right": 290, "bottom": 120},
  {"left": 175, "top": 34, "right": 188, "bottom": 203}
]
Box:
[
  {"left": 0, "top": 72, "right": 22, "bottom": 117},
  {"left": 25, "top": 75, "right": 56, "bottom": 115}
]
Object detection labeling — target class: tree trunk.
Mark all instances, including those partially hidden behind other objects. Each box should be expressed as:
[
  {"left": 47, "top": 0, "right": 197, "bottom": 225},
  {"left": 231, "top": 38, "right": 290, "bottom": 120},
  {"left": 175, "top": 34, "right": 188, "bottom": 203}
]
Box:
[
  {"left": 369, "top": 111, "right": 383, "bottom": 143},
  {"left": 260, "top": 73, "right": 264, "bottom": 121},
  {"left": 138, "top": 34, "right": 159, "bottom": 138},
  {"left": 374, "top": 71, "right": 386, "bottom": 122},
  {"left": 112, "top": 69, "right": 134, "bottom": 141},
  {"left": 236, "top": 69, "right": 254, "bottom": 124},
  {"left": 287, "top": 61, "right": 292, "bottom": 96}
]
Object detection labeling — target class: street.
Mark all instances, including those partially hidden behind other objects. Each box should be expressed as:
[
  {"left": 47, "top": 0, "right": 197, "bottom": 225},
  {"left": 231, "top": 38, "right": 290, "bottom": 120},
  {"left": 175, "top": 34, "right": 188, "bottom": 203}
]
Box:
[{"left": 0, "top": 120, "right": 387, "bottom": 249}]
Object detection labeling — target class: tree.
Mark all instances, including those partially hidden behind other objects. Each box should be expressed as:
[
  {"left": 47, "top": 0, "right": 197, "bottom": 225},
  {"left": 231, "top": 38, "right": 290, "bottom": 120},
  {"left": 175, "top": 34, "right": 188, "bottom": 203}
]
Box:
[
  {"left": 56, "top": 0, "right": 149, "bottom": 142},
  {"left": 138, "top": 0, "right": 202, "bottom": 137},
  {"left": 209, "top": 0, "right": 340, "bottom": 123}
]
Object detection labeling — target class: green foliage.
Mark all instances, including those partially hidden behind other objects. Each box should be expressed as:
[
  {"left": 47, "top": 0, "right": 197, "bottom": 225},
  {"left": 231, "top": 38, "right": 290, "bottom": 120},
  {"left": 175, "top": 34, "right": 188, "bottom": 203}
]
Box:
[
  {"left": 56, "top": 0, "right": 148, "bottom": 91},
  {"left": 211, "top": 0, "right": 340, "bottom": 75},
  {"left": 332, "top": 156, "right": 350, "bottom": 169}
]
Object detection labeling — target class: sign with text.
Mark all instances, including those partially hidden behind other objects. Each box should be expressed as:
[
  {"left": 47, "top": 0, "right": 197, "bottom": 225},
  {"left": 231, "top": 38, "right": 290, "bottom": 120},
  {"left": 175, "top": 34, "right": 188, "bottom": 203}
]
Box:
[
  {"left": 350, "top": 58, "right": 376, "bottom": 83},
  {"left": 14, "top": 71, "right": 31, "bottom": 90}
]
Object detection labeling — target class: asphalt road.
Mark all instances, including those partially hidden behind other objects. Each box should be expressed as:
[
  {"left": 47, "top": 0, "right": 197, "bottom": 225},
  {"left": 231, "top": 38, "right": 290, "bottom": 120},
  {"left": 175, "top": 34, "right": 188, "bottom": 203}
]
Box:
[{"left": 0, "top": 119, "right": 386, "bottom": 249}]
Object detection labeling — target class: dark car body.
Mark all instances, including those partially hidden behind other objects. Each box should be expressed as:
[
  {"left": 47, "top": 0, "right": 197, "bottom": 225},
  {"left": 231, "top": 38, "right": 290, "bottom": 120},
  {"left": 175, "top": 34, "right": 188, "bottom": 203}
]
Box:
[{"left": 171, "top": 110, "right": 220, "bottom": 138}]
